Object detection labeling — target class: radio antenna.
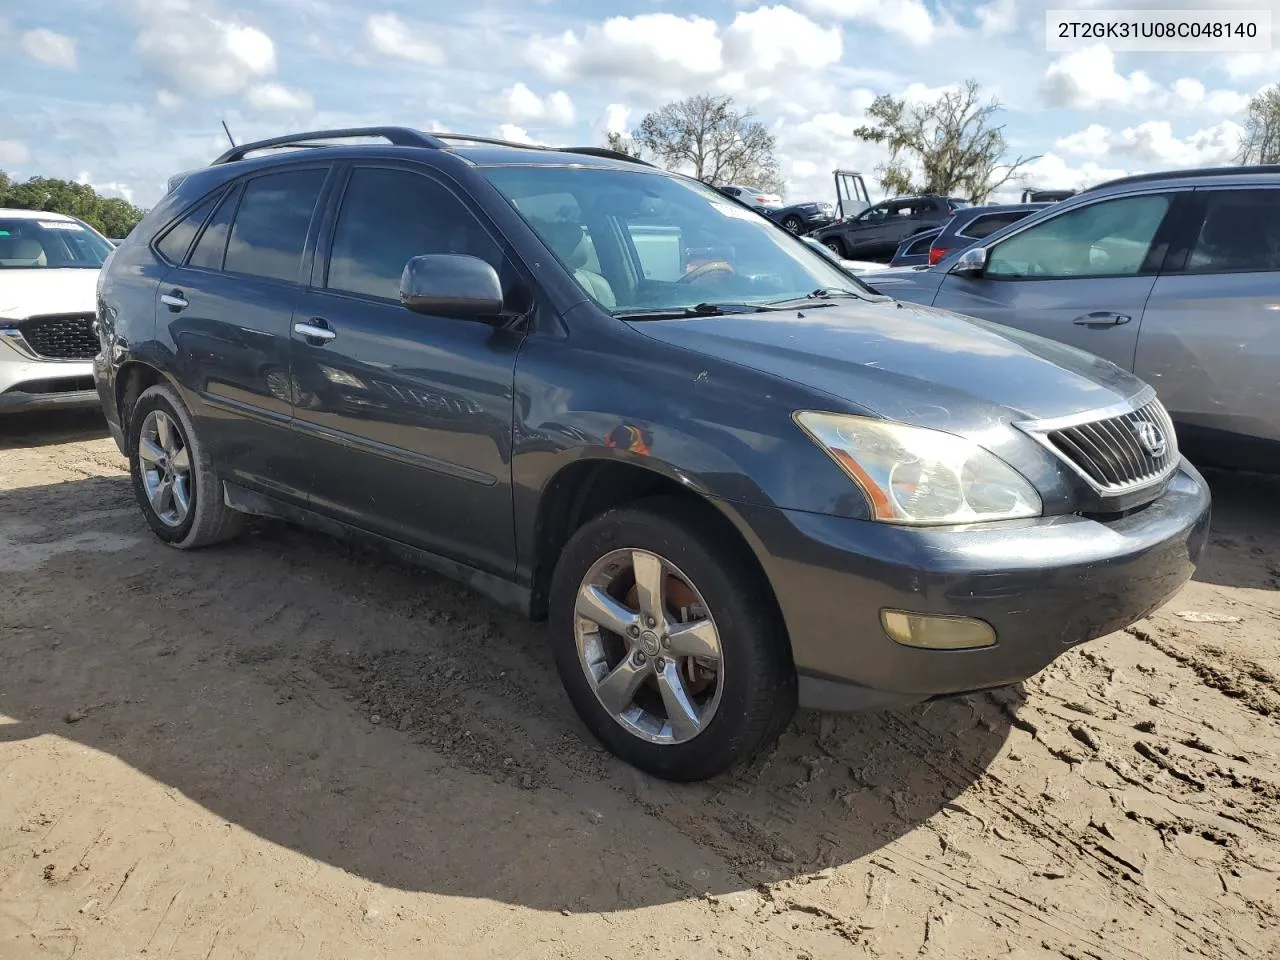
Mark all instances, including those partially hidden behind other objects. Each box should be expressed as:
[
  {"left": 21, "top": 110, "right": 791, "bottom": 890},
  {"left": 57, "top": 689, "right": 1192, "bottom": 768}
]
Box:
[{"left": 221, "top": 120, "right": 236, "bottom": 148}]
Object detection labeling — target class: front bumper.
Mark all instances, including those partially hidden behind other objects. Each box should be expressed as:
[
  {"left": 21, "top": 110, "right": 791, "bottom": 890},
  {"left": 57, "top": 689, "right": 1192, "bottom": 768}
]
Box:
[
  {"left": 0, "top": 331, "right": 99, "bottom": 413},
  {"left": 738, "top": 461, "right": 1211, "bottom": 711}
]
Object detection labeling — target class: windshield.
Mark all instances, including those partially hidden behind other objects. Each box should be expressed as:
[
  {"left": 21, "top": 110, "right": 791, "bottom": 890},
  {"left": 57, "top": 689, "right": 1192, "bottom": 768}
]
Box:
[
  {"left": 0, "top": 217, "right": 113, "bottom": 269},
  {"left": 482, "top": 166, "right": 872, "bottom": 316}
]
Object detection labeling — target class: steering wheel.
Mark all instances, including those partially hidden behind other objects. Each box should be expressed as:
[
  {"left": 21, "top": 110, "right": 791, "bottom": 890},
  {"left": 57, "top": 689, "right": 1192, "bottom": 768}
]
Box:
[{"left": 678, "top": 260, "right": 735, "bottom": 284}]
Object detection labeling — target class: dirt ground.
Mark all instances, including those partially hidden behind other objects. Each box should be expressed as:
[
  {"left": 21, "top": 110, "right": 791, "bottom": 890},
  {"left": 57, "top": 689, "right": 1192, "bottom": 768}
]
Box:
[{"left": 1, "top": 411, "right": 1277, "bottom": 960}]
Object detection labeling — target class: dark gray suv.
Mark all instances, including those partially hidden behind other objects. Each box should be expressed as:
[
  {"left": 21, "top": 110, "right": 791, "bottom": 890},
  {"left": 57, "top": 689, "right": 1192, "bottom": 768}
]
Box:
[{"left": 94, "top": 128, "right": 1210, "bottom": 781}]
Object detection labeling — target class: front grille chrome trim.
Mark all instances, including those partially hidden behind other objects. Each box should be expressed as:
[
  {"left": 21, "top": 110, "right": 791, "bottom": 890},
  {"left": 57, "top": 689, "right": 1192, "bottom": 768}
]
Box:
[
  {"left": 14, "top": 313, "right": 99, "bottom": 361},
  {"left": 1016, "top": 387, "right": 1180, "bottom": 498}
]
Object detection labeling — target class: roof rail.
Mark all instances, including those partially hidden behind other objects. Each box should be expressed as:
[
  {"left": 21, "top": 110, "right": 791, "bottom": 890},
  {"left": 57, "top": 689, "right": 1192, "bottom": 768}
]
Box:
[
  {"left": 211, "top": 127, "right": 446, "bottom": 165},
  {"left": 1083, "top": 164, "right": 1280, "bottom": 193},
  {"left": 556, "top": 146, "right": 653, "bottom": 166}
]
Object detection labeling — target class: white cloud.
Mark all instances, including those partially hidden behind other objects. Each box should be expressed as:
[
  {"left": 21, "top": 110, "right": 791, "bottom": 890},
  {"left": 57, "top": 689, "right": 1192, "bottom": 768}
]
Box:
[
  {"left": 75, "top": 172, "right": 135, "bottom": 204},
  {"left": 1041, "top": 45, "right": 1250, "bottom": 116},
  {"left": 363, "top": 12, "right": 445, "bottom": 65},
  {"left": 156, "top": 89, "right": 183, "bottom": 109},
  {"left": 21, "top": 28, "right": 77, "bottom": 69},
  {"left": 793, "top": 0, "right": 938, "bottom": 45},
  {"left": 244, "top": 82, "right": 315, "bottom": 114},
  {"left": 602, "top": 104, "right": 631, "bottom": 135},
  {"left": 722, "top": 6, "right": 842, "bottom": 76},
  {"left": 1041, "top": 45, "right": 1155, "bottom": 109},
  {"left": 1111, "top": 120, "right": 1242, "bottom": 168},
  {"left": 496, "top": 124, "right": 541, "bottom": 146},
  {"left": 1055, "top": 124, "right": 1110, "bottom": 158},
  {"left": 490, "top": 83, "right": 575, "bottom": 126},
  {"left": 0, "top": 140, "right": 30, "bottom": 165},
  {"left": 528, "top": 14, "right": 723, "bottom": 90},
  {"left": 975, "top": 0, "right": 1018, "bottom": 37},
  {"left": 134, "top": 8, "right": 275, "bottom": 98},
  {"left": 1222, "top": 51, "right": 1280, "bottom": 81}
]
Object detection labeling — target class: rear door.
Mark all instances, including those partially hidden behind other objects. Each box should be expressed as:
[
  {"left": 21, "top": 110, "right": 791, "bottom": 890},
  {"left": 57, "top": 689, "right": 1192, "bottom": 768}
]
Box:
[
  {"left": 158, "top": 164, "right": 332, "bottom": 499},
  {"left": 931, "top": 190, "right": 1183, "bottom": 370},
  {"left": 289, "top": 162, "right": 525, "bottom": 575},
  {"left": 1136, "top": 185, "right": 1280, "bottom": 456}
]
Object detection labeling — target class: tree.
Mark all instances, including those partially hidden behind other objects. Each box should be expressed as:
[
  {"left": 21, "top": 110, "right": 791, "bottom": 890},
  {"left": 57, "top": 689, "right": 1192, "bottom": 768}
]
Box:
[
  {"left": 0, "top": 173, "right": 146, "bottom": 237},
  {"left": 604, "top": 131, "right": 642, "bottom": 159},
  {"left": 852, "top": 80, "right": 1037, "bottom": 203},
  {"left": 1237, "top": 85, "right": 1280, "bottom": 164},
  {"left": 634, "top": 94, "right": 783, "bottom": 195}
]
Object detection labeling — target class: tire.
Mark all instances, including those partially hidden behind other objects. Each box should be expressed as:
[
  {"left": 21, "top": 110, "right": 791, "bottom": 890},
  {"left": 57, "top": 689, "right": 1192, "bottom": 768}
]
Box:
[
  {"left": 823, "top": 237, "right": 846, "bottom": 257},
  {"left": 128, "top": 383, "right": 244, "bottom": 549},
  {"left": 548, "top": 496, "right": 796, "bottom": 781},
  {"left": 782, "top": 215, "right": 803, "bottom": 234}
]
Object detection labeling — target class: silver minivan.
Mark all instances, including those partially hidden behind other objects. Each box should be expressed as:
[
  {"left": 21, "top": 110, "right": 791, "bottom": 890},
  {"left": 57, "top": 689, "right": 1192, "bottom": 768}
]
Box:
[{"left": 864, "top": 168, "right": 1280, "bottom": 472}]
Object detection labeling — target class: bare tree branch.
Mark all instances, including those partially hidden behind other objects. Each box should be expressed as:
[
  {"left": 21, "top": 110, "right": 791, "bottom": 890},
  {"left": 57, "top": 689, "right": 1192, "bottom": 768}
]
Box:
[
  {"left": 1238, "top": 85, "right": 1280, "bottom": 164},
  {"left": 634, "top": 95, "right": 783, "bottom": 196}
]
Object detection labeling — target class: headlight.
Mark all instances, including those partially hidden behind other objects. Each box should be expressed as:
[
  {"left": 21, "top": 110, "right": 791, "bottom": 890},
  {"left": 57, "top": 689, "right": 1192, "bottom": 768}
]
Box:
[{"left": 794, "top": 412, "right": 1042, "bottom": 525}]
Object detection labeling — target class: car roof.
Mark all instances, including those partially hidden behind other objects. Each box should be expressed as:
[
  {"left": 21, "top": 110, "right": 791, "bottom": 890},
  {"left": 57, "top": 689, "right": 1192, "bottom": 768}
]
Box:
[
  {"left": 1084, "top": 164, "right": 1280, "bottom": 194},
  {"left": 0, "top": 208, "right": 78, "bottom": 221},
  {"left": 948, "top": 203, "right": 1048, "bottom": 220}
]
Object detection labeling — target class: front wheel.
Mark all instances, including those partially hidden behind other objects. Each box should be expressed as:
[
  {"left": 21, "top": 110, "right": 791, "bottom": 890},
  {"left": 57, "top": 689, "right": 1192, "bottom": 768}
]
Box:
[
  {"left": 548, "top": 497, "right": 796, "bottom": 781},
  {"left": 782, "top": 215, "right": 803, "bottom": 234},
  {"left": 823, "top": 237, "right": 846, "bottom": 257}
]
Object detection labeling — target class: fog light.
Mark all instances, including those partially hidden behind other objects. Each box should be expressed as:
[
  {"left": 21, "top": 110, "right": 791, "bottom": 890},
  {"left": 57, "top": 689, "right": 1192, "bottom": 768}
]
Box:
[{"left": 880, "top": 610, "right": 996, "bottom": 650}]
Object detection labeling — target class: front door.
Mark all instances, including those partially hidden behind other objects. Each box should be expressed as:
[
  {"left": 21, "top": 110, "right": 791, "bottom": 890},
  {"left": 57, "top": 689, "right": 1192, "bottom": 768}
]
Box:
[
  {"left": 1137, "top": 185, "right": 1280, "bottom": 455},
  {"left": 158, "top": 166, "right": 331, "bottom": 499},
  {"left": 932, "top": 190, "right": 1181, "bottom": 371},
  {"left": 290, "top": 163, "right": 525, "bottom": 576}
]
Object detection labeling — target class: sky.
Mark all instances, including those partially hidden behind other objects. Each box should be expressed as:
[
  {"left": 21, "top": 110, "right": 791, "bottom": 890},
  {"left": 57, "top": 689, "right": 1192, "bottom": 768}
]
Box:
[{"left": 1, "top": 0, "right": 1277, "bottom": 209}]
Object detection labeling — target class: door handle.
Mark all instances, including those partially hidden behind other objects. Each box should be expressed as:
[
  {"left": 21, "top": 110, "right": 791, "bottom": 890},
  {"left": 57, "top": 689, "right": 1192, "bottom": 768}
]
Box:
[
  {"left": 160, "top": 290, "right": 188, "bottom": 311},
  {"left": 1072, "top": 311, "right": 1131, "bottom": 326},
  {"left": 293, "top": 319, "right": 336, "bottom": 343}
]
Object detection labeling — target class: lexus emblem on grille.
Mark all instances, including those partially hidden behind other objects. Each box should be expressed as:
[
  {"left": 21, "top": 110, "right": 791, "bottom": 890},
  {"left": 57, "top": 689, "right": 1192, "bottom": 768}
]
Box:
[{"left": 1133, "top": 421, "right": 1167, "bottom": 458}]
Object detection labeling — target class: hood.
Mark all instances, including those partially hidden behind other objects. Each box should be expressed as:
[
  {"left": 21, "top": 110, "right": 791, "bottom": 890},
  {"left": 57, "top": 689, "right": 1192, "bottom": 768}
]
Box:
[
  {"left": 0, "top": 269, "right": 100, "bottom": 320},
  {"left": 625, "top": 297, "right": 1145, "bottom": 435}
]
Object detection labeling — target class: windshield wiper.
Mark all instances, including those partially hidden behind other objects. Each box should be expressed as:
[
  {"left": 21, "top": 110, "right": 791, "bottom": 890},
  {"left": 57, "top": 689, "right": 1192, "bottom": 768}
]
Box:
[
  {"left": 765, "top": 288, "right": 863, "bottom": 306},
  {"left": 613, "top": 302, "right": 775, "bottom": 320}
]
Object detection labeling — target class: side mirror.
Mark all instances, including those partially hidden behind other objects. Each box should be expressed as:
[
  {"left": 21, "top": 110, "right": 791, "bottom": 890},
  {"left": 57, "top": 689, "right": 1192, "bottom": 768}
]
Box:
[
  {"left": 399, "top": 254, "right": 503, "bottom": 320},
  {"left": 949, "top": 246, "right": 988, "bottom": 277}
]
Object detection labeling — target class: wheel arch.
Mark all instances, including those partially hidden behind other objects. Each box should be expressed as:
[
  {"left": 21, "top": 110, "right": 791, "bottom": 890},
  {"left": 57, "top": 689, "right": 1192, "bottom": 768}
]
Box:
[{"left": 527, "top": 456, "right": 788, "bottom": 652}]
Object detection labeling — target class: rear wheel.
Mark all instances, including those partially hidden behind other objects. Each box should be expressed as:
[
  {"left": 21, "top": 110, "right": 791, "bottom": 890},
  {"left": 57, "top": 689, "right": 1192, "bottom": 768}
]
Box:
[
  {"left": 548, "top": 497, "right": 796, "bottom": 781},
  {"left": 823, "top": 237, "right": 846, "bottom": 257},
  {"left": 128, "top": 384, "right": 243, "bottom": 548}
]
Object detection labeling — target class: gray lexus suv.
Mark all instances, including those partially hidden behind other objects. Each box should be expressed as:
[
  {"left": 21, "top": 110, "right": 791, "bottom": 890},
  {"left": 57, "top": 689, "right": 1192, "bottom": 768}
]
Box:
[
  {"left": 95, "top": 128, "right": 1211, "bottom": 781},
  {"left": 864, "top": 166, "right": 1280, "bottom": 473}
]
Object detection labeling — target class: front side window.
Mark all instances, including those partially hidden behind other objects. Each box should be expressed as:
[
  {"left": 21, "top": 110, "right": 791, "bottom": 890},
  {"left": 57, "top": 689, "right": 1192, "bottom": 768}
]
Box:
[
  {"left": 1186, "top": 189, "right": 1280, "bottom": 274},
  {"left": 327, "top": 167, "right": 502, "bottom": 301},
  {"left": 857, "top": 204, "right": 891, "bottom": 224},
  {"left": 0, "top": 217, "right": 114, "bottom": 269},
  {"left": 224, "top": 169, "right": 326, "bottom": 283},
  {"left": 986, "top": 193, "right": 1172, "bottom": 279},
  {"left": 483, "top": 165, "right": 869, "bottom": 315}
]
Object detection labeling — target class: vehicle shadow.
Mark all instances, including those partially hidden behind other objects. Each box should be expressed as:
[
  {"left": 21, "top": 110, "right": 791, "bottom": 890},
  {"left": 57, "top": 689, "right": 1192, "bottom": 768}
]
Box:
[
  {"left": 1192, "top": 467, "right": 1280, "bottom": 591},
  {"left": 0, "top": 473, "right": 1013, "bottom": 912},
  {"left": 0, "top": 408, "right": 108, "bottom": 449}
]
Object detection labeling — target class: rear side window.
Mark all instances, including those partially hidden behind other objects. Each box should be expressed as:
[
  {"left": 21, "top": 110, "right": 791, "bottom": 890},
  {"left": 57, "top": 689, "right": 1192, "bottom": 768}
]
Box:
[
  {"left": 904, "top": 232, "right": 935, "bottom": 255},
  {"left": 1186, "top": 189, "right": 1280, "bottom": 274},
  {"left": 225, "top": 169, "right": 327, "bottom": 283},
  {"left": 187, "top": 186, "right": 240, "bottom": 271},
  {"left": 959, "top": 212, "right": 1027, "bottom": 241},
  {"left": 326, "top": 167, "right": 501, "bottom": 301},
  {"left": 155, "top": 192, "right": 219, "bottom": 264}
]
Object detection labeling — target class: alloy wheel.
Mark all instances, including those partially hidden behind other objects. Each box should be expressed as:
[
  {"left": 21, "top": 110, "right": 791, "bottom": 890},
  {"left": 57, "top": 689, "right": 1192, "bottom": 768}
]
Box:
[
  {"left": 573, "top": 548, "right": 723, "bottom": 744},
  {"left": 137, "top": 409, "right": 192, "bottom": 527}
]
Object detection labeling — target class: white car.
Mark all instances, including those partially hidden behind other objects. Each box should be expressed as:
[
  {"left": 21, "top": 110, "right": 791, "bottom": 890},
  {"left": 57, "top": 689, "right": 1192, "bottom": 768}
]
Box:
[
  {"left": 719, "top": 184, "right": 783, "bottom": 211},
  {"left": 0, "top": 209, "right": 112, "bottom": 412}
]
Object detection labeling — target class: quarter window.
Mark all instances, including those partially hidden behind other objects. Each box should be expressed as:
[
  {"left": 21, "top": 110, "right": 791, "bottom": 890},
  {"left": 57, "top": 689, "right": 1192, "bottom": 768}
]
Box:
[
  {"left": 224, "top": 169, "right": 326, "bottom": 283},
  {"left": 1186, "top": 189, "right": 1280, "bottom": 274},
  {"left": 959, "top": 212, "right": 1026, "bottom": 240},
  {"left": 155, "top": 192, "right": 219, "bottom": 265},
  {"left": 327, "top": 168, "right": 501, "bottom": 301},
  {"left": 187, "top": 186, "right": 240, "bottom": 271},
  {"left": 986, "top": 194, "right": 1172, "bottom": 279}
]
